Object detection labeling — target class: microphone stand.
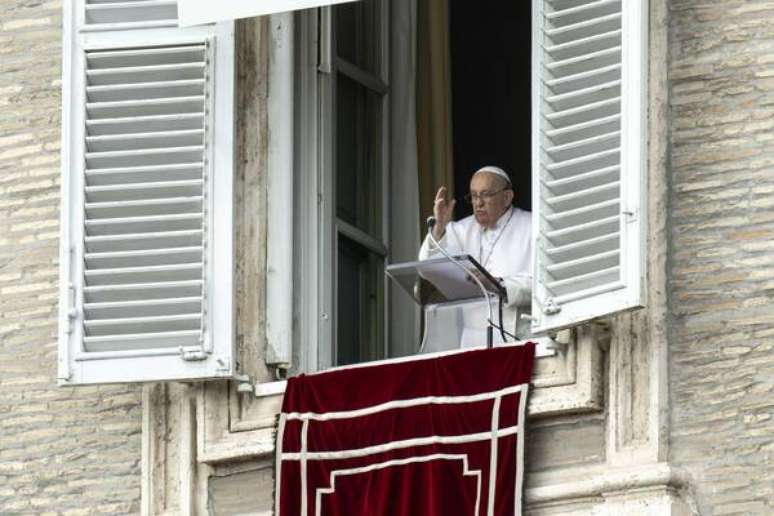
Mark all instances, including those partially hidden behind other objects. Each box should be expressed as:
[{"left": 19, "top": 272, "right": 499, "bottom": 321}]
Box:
[{"left": 426, "top": 217, "right": 496, "bottom": 349}]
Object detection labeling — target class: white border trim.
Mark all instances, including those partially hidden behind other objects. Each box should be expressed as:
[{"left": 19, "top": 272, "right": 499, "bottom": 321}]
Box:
[
  {"left": 282, "top": 425, "right": 521, "bottom": 462},
  {"left": 487, "top": 396, "right": 501, "bottom": 516},
  {"left": 284, "top": 384, "right": 525, "bottom": 421},
  {"left": 300, "top": 418, "right": 310, "bottom": 516},
  {"left": 315, "top": 454, "right": 482, "bottom": 516},
  {"left": 515, "top": 385, "right": 529, "bottom": 516}
]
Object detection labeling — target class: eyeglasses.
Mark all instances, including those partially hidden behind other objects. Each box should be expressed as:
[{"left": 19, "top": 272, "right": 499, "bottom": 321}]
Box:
[{"left": 464, "top": 188, "right": 511, "bottom": 205}]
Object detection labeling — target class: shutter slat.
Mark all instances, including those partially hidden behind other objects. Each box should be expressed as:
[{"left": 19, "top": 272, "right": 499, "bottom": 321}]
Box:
[
  {"left": 84, "top": 229, "right": 203, "bottom": 252},
  {"left": 546, "top": 249, "right": 619, "bottom": 279},
  {"left": 86, "top": 97, "right": 205, "bottom": 118},
  {"left": 545, "top": 215, "right": 619, "bottom": 247},
  {"left": 85, "top": 314, "right": 201, "bottom": 337},
  {"left": 87, "top": 114, "right": 204, "bottom": 136},
  {"left": 545, "top": 181, "right": 620, "bottom": 212},
  {"left": 544, "top": 113, "right": 620, "bottom": 139},
  {"left": 545, "top": 198, "right": 619, "bottom": 228},
  {"left": 544, "top": 96, "right": 620, "bottom": 123},
  {"left": 548, "top": 268, "right": 622, "bottom": 300},
  {"left": 546, "top": 0, "right": 619, "bottom": 19},
  {"left": 83, "top": 330, "right": 201, "bottom": 353},
  {"left": 85, "top": 197, "right": 203, "bottom": 219},
  {"left": 85, "top": 246, "right": 203, "bottom": 268},
  {"left": 86, "top": 178, "right": 203, "bottom": 192},
  {"left": 87, "top": 79, "right": 205, "bottom": 102},
  {"left": 84, "top": 263, "right": 202, "bottom": 286},
  {"left": 545, "top": 29, "right": 621, "bottom": 61},
  {"left": 545, "top": 46, "right": 621, "bottom": 72},
  {"left": 83, "top": 0, "right": 178, "bottom": 30},
  {"left": 545, "top": 147, "right": 620, "bottom": 176},
  {"left": 545, "top": 130, "right": 619, "bottom": 162},
  {"left": 544, "top": 12, "right": 621, "bottom": 42},
  {"left": 545, "top": 164, "right": 619, "bottom": 189},
  {"left": 545, "top": 231, "right": 620, "bottom": 261},
  {"left": 545, "top": 63, "right": 621, "bottom": 94},
  {"left": 85, "top": 163, "right": 202, "bottom": 185},
  {"left": 84, "top": 296, "right": 202, "bottom": 319},
  {"left": 84, "top": 280, "right": 203, "bottom": 303},
  {"left": 87, "top": 45, "right": 204, "bottom": 65},
  {"left": 86, "top": 146, "right": 205, "bottom": 168},
  {"left": 545, "top": 79, "right": 620, "bottom": 105},
  {"left": 84, "top": 213, "right": 202, "bottom": 236},
  {"left": 86, "top": 129, "right": 204, "bottom": 152}
]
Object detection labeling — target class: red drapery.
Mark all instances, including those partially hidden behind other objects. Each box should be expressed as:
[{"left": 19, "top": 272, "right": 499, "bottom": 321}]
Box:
[{"left": 277, "top": 343, "right": 536, "bottom": 516}]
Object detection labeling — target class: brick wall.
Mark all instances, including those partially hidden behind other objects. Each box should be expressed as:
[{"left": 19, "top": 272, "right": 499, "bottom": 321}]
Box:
[
  {"left": 669, "top": 0, "right": 774, "bottom": 514},
  {"left": 0, "top": 1, "right": 143, "bottom": 514}
]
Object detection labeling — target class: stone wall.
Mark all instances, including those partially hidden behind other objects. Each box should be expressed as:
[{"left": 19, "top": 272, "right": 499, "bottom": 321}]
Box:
[
  {"left": 669, "top": 0, "right": 774, "bottom": 514},
  {"left": 0, "top": 1, "right": 143, "bottom": 514}
]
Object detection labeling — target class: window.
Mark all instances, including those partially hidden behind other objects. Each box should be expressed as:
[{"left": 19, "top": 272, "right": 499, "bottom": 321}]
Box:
[{"left": 61, "top": 0, "right": 648, "bottom": 384}]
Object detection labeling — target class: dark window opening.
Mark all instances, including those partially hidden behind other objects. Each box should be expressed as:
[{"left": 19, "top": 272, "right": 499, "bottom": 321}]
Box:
[{"left": 449, "top": 0, "right": 532, "bottom": 219}]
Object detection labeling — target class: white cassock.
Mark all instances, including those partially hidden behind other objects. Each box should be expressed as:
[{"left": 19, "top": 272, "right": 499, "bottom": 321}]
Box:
[{"left": 418, "top": 206, "right": 533, "bottom": 348}]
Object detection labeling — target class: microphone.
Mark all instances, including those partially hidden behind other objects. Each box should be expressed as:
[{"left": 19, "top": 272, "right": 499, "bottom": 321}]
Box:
[{"left": 426, "top": 216, "right": 436, "bottom": 230}]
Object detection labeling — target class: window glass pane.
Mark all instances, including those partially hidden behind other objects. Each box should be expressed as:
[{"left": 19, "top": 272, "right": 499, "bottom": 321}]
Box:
[
  {"left": 337, "top": 235, "right": 383, "bottom": 366},
  {"left": 335, "top": 0, "right": 381, "bottom": 75},
  {"left": 336, "top": 72, "right": 382, "bottom": 237}
]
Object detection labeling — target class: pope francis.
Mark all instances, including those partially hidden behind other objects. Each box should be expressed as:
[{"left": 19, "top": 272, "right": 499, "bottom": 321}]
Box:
[{"left": 419, "top": 165, "right": 533, "bottom": 346}]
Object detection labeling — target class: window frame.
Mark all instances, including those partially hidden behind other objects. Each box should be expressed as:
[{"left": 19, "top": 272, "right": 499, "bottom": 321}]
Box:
[{"left": 296, "top": 2, "right": 392, "bottom": 372}]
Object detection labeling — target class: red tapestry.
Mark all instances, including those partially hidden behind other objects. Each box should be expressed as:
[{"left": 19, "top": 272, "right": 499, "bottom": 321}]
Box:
[{"left": 276, "top": 342, "right": 536, "bottom": 516}]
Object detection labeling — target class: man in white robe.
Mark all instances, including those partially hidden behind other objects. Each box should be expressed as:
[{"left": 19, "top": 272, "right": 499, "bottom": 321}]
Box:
[{"left": 418, "top": 166, "right": 532, "bottom": 347}]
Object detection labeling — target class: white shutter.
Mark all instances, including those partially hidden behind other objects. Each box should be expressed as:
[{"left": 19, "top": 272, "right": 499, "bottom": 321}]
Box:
[
  {"left": 531, "top": 0, "right": 647, "bottom": 333},
  {"left": 177, "top": 0, "right": 357, "bottom": 26},
  {"left": 59, "top": 0, "right": 235, "bottom": 384}
]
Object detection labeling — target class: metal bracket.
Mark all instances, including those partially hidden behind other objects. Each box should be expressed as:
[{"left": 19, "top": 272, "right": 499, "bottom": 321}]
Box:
[
  {"left": 234, "top": 374, "right": 254, "bottom": 394},
  {"left": 180, "top": 346, "right": 208, "bottom": 362},
  {"left": 273, "top": 363, "right": 290, "bottom": 381},
  {"left": 623, "top": 209, "right": 637, "bottom": 223},
  {"left": 546, "top": 328, "right": 573, "bottom": 352},
  {"left": 543, "top": 297, "right": 561, "bottom": 315}
]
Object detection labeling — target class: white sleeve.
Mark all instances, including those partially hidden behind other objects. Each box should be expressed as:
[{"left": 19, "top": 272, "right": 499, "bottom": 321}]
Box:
[
  {"left": 418, "top": 223, "right": 463, "bottom": 260},
  {"left": 502, "top": 274, "right": 531, "bottom": 308},
  {"left": 501, "top": 211, "right": 532, "bottom": 308}
]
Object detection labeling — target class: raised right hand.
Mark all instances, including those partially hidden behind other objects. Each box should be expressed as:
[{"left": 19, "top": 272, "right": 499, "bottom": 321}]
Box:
[{"left": 433, "top": 186, "right": 455, "bottom": 240}]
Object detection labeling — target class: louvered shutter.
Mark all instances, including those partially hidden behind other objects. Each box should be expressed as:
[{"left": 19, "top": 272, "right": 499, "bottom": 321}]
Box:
[
  {"left": 59, "top": 0, "right": 235, "bottom": 384},
  {"left": 531, "top": 0, "right": 647, "bottom": 333}
]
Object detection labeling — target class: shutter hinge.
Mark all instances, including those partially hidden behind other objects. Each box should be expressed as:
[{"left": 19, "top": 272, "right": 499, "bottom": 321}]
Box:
[
  {"left": 623, "top": 209, "right": 637, "bottom": 223},
  {"left": 65, "top": 283, "right": 77, "bottom": 334},
  {"left": 543, "top": 297, "right": 561, "bottom": 315},
  {"left": 180, "top": 346, "right": 208, "bottom": 361}
]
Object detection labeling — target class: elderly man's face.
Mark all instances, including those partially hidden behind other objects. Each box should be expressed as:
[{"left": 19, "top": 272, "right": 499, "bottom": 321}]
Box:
[{"left": 469, "top": 172, "right": 514, "bottom": 228}]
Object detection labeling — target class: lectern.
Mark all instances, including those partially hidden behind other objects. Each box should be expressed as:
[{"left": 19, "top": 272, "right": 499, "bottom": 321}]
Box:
[{"left": 386, "top": 255, "right": 509, "bottom": 353}]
